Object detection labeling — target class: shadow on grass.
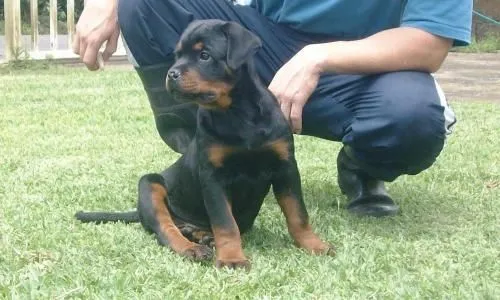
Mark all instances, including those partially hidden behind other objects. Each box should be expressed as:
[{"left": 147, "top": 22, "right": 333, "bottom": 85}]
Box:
[{"left": 287, "top": 176, "right": 480, "bottom": 244}]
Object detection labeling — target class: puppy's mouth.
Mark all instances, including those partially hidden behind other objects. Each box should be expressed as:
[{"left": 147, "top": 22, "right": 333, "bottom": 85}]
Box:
[
  {"left": 198, "top": 93, "right": 217, "bottom": 103},
  {"left": 180, "top": 92, "right": 217, "bottom": 105},
  {"left": 167, "top": 83, "right": 217, "bottom": 104},
  {"left": 166, "top": 76, "right": 224, "bottom": 105},
  {"left": 165, "top": 69, "right": 233, "bottom": 109}
]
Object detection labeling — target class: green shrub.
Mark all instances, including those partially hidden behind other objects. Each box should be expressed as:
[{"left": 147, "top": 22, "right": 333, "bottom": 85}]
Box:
[{"left": 453, "top": 32, "right": 500, "bottom": 53}]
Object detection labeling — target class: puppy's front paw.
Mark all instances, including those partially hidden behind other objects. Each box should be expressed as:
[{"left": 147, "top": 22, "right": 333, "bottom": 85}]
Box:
[
  {"left": 295, "top": 234, "right": 336, "bottom": 257},
  {"left": 307, "top": 241, "right": 336, "bottom": 257},
  {"left": 215, "top": 257, "right": 251, "bottom": 270}
]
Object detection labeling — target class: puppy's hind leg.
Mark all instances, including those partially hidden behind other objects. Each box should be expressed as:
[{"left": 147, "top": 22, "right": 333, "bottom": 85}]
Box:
[{"left": 138, "top": 173, "right": 213, "bottom": 261}]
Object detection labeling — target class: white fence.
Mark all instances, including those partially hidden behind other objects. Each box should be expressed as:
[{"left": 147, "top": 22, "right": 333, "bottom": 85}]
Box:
[{"left": 2, "top": 0, "right": 127, "bottom": 62}]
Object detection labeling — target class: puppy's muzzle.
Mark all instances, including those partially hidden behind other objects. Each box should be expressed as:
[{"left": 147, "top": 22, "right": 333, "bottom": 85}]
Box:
[
  {"left": 166, "top": 68, "right": 216, "bottom": 104},
  {"left": 166, "top": 68, "right": 182, "bottom": 93},
  {"left": 167, "top": 69, "right": 181, "bottom": 81}
]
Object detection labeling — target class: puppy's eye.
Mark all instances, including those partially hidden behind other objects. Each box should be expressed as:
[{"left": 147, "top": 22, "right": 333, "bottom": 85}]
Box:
[{"left": 199, "top": 51, "right": 210, "bottom": 61}]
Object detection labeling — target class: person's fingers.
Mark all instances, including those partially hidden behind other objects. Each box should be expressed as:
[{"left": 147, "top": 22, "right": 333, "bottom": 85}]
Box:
[
  {"left": 268, "top": 85, "right": 279, "bottom": 103},
  {"left": 269, "top": 76, "right": 294, "bottom": 124},
  {"left": 280, "top": 98, "right": 292, "bottom": 123},
  {"left": 82, "top": 42, "right": 100, "bottom": 71},
  {"left": 290, "top": 102, "right": 304, "bottom": 134},
  {"left": 268, "top": 68, "right": 286, "bottom": 98},
  {"left": 96, "top": 51, "right": 104, "bottom": 69},
  {"left": 102, "top": 28, "right": 120, "bottom": 61},
  {"left": 72, "top": 32, "right": 80, "bottom": 55},
  {"left": 79, "top": 38, "right": 87, "bottom": 61}
]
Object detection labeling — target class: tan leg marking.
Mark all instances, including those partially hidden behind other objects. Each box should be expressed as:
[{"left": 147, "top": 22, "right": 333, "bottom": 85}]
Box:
[
  {"left": 278, "top": 194, "right": 334, "bottom": 255},
  {"left": 151, "top": 183, "right": 212, "bottom": 260}
]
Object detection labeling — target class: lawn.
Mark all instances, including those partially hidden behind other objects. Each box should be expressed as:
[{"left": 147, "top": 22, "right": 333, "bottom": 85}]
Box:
[{"left": 0, "top": 65, "right": 499, "bottom": 299}]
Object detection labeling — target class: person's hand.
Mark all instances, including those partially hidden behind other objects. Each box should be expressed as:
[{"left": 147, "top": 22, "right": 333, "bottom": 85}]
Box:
[
  {"left": 72, "top": 0, "right": 120, "bottom": 70},
  {"left": 268, "top": 44, "right": 324, "bottom": 134}
]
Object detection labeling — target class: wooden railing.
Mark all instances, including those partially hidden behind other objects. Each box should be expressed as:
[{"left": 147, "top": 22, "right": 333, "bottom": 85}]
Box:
[
  {"left": 4, "top": 0, "right": 22, "bottom": 61},
  {"left": 2, "top": 0, "right": 252, "bottom": 63},
  {"left": 2, "top": 0, "right": 126, "bottom": 62}
]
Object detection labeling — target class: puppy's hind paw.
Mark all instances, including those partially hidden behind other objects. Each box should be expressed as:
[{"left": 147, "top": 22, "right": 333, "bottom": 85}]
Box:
[{"left": 182, "top": 244, "right": 214, "bottom": 261}]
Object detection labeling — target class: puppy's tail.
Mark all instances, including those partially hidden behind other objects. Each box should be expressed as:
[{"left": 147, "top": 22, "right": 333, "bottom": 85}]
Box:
[{"left": 75, "top": 210, "right": 140, "bottom": 224}]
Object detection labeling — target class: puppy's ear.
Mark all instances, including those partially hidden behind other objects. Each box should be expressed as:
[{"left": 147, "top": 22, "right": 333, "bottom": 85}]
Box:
[{"left": 221, "top": 21, "right": 262, "bottom": 70}]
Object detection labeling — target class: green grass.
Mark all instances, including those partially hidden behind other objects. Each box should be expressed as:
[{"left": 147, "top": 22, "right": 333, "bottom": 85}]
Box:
[
  {"left": 1, "top": 65, "right": 499, "bottom": 299},
  {"left": 452, "top": 32, "right": 500, "bottom": 53}
]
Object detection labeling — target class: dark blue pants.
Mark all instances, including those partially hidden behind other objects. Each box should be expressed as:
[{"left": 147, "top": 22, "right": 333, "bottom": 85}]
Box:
[{"left": 118, "top": 0, "right": 456, "bottom": 182}]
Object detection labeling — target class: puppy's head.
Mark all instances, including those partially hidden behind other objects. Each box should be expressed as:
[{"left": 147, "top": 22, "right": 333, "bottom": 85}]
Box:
[{"left": 166, "top": 20, "right": 262, "bottom": 110}]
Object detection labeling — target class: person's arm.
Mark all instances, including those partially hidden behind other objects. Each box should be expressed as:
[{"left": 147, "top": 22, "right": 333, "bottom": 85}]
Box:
[
  {"left": 268, "top": 28, "right": 452, "bottom": 134},
  {"left": 270, "top": 0, "right": 473, "bottom": 134},
  {"left": 72, "top": 0, "right": 120, "bottom": 71},
  {"left": 312, "top": 27, "right": 453, "bottom": 75}
]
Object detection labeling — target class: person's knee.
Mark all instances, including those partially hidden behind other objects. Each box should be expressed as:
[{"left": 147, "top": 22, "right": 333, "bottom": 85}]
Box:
[
  {"left": 347, "top": 71, "right": 454, "bottom": 178},
  {"left": 118, "top": 0, "right": 192, "bottom": 66},
  {"left": 388, "top": 72, "right": 450, "bottom": 158},
  {"left": 387, "top": 83, "right": 446, "bottom": 172},
  {"left": 118, "top": 0, "right": 154, "bottom": 66},
  {"left": 117, "top": 0, "right": 143, "bottom": 36}
]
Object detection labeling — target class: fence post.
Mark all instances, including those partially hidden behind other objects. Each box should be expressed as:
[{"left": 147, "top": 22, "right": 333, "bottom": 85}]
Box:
[
  {"left": 4, "top": 0, "right": 22, "bottom": 61},
  {"left": 49, "top": 0, "right": 58, "bottom": 50},
  {"left": 67, "top": 0, "right": 75, "bottom": 49},
  {"left": 31, "top": 0, "right": 39, "bottom": 52}
]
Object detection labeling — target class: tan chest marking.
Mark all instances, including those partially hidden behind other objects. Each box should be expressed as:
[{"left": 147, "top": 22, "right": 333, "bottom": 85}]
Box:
[
  {"left": 268, "top": 139, "right": 290, "bottom": 160},
  {"left": 207, "top": 139, "right": 289, "bottom": 168},
  {"left": 207, "top": 145, "right": 236, "bottom": 168}
]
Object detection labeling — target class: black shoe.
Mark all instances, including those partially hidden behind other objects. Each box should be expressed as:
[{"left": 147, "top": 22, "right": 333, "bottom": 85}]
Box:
[
  {"left": 136, "top": 63, "right": 198, "bottom": 154},
  {"left": 337, "top": 147, "right": 399, "bottom": 217}
]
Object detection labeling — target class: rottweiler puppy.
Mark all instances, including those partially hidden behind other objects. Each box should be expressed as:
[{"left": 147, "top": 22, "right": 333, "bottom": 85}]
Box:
[{"left": 75, "top": 19, "right": 335, "bottom": 269}]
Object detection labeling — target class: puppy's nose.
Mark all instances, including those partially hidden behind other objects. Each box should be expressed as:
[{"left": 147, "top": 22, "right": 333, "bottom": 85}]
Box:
[{"left": 168, "top": 70, "right": 181, "bottom": 80}]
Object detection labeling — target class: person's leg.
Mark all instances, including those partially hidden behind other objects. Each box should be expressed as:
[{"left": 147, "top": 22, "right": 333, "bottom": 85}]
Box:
[
  {"left": 117, "top": 0, "right": 456, "bottom": 218},
  {"left": 301, "top": 71, "right": 456, "bottom": 217},
  {"left": 117, "top": 0, "right": 303, "bottom": 153}
]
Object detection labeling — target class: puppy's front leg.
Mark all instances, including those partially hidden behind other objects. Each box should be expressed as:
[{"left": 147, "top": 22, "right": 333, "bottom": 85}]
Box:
[
  {"left": 272, "top": 157, "right": 336, "bottom": 256},
  {"left": 200, "top": 171, "right": 250, "bottom": 270}
]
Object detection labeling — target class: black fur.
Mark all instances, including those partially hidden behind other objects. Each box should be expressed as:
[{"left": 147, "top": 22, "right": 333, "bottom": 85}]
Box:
[{"left": 75, "top": 20, "right": 334, "bottom": 269}]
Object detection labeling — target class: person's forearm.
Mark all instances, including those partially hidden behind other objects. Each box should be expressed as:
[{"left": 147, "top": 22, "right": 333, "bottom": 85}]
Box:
[{"left": 311, "top": 27, "right": 453, "bottom": 75}]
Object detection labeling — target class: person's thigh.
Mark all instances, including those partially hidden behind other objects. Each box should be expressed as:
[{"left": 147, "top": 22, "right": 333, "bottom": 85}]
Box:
[
  {"left": 118, "top": 0, "right": 315, "bottom": 78},
  {"left": 301, "top": 71, "right": 456, "bottom": 181}
]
